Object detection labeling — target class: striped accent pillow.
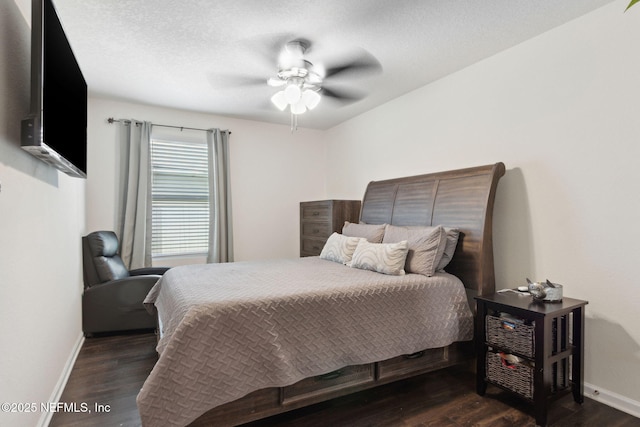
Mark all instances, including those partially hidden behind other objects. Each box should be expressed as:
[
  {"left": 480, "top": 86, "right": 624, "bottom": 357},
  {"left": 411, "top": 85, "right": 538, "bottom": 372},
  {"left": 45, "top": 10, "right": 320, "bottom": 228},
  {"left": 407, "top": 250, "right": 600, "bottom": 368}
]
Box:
[
  {"left": 349, "top": 240, "right": 409, "bottom": 275},
  {"left": 319, "top": 233, "right": 363, "bottom": 264}
]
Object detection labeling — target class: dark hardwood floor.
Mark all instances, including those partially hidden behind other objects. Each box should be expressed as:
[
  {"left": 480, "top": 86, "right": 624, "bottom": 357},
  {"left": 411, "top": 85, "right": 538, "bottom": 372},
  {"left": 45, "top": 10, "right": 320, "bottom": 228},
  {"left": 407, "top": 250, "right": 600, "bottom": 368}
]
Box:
[{"left": 50, "top": 332, "right": 640, "bottom": 427}]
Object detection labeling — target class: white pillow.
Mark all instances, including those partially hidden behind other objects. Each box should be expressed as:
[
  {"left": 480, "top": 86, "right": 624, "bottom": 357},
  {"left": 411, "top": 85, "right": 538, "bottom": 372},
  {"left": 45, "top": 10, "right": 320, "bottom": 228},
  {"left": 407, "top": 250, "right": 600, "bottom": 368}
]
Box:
[
  {"left": 349, "top": 240, "right": 409, "bottom": 275},
  {"left": 319, "top": 232, "right": 363, "bottom": 264},
  {"left": 382, "top": 225, "right": 447, "bottom": 276}
]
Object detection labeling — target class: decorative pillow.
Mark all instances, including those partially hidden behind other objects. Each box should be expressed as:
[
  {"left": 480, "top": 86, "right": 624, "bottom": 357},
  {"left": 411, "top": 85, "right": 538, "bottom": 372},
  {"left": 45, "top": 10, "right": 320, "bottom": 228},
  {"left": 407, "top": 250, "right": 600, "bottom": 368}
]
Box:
[
  {"left": 342, "top": 221, "right": 386, "bottom": 243},
  {"left": 349, "top": 240, "right": 409, "bottom": 275},
  {"left": 319, "top": 232, "right": 363, "bottom": 264},
  {"left": 382, "top": 225, "right": 447, "bottom": 276},
  {"left": 436, "top": 227, "right": 460, "bottom": 271}
]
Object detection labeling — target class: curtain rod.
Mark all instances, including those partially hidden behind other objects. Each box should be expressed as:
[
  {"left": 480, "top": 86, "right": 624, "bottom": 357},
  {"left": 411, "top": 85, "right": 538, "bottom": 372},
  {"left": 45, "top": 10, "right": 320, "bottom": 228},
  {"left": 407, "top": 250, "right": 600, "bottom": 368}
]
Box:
[{"left": 107, "top": 117, "right": 231, "bottom": 134}]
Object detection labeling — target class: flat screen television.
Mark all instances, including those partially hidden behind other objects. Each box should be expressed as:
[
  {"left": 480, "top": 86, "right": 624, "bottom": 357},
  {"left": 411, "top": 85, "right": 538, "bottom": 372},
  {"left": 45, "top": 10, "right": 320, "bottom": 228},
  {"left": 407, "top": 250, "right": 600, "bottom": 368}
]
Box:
[{"left": 21, "top": 0, "right": 87, "bottom": 178}]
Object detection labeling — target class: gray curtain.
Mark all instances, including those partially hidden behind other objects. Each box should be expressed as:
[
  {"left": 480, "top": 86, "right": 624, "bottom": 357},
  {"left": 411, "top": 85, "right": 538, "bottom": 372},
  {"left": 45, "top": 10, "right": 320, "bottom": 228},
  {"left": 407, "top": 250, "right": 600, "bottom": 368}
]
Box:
[
  {"left": 206, "top": 129, "right": 234, "bottom": 263},
  {"left": 116, "top": 120, "right": 152, "bottom": 269}
]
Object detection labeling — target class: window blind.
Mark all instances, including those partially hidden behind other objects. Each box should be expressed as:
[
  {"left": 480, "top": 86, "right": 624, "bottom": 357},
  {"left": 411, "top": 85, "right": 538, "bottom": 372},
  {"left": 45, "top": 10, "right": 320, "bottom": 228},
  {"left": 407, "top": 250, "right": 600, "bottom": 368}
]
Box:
[{"left": 150, "top": 139, "right": 209, "bottom": 257}]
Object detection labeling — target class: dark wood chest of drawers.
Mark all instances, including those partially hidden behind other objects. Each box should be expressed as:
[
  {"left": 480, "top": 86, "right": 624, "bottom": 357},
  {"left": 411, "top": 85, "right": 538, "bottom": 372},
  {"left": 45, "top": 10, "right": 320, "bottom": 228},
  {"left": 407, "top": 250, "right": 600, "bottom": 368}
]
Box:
[{"left": 299, "top": 200, "right": 361, "bottom": 257}]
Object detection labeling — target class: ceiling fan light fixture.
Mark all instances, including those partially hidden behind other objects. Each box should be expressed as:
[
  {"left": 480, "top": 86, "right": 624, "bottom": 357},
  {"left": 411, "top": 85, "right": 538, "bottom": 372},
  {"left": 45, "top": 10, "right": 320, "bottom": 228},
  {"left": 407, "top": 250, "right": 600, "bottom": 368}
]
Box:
[
  {"left": 283, "top": 83, "right": 302, "bottom": 104},
  {"left": 290, "top": 99, "right": 307, "bottom": 115},
  {"left": 270, "top": 91, "right": 288, "bottom": 111},
  {"left": 302, "top": 89, "right": 321, "bottom": 110}
]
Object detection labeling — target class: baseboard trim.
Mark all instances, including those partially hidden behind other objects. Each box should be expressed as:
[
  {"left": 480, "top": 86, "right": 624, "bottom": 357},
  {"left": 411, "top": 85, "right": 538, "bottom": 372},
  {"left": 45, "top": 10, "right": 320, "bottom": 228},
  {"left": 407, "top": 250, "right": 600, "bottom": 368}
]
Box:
[
  {"left": 584, "top": 382, "right": 640, "bottom": 419},
  {"left": 38, "top": 332, "right": 85, "bottom": 427}
]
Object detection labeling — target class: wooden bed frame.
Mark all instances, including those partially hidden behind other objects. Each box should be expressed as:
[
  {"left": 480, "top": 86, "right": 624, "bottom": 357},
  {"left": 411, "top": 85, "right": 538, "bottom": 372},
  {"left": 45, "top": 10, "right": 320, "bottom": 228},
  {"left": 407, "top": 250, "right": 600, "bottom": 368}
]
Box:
[{"left": 189, "top": 162, "right": 505, "bottom": 426}]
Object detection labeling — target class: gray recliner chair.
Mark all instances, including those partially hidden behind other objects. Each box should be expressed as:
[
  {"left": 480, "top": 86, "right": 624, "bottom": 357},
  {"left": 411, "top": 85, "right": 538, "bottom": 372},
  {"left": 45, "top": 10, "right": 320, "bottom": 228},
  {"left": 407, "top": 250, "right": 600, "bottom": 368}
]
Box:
[{"left": 82, "top": 231, "right": 169, "bottom": 336}]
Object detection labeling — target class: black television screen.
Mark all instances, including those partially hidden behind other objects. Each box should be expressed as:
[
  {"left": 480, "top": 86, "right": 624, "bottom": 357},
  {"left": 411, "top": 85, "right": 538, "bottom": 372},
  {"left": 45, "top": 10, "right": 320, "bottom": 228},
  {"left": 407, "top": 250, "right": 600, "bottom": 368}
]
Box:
[{"left": 21, "top": 0, "right": 87, "bottom": 178}]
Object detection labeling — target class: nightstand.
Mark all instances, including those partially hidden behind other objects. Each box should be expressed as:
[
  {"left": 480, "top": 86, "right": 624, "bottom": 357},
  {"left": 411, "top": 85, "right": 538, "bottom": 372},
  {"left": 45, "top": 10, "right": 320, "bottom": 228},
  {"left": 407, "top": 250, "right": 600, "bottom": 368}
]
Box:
[
  {"left": 475, "top": 292, "right": 588, "bottom": 427},
  {"left": 300, "top": 200, "right": 361, "bottom": 257}
]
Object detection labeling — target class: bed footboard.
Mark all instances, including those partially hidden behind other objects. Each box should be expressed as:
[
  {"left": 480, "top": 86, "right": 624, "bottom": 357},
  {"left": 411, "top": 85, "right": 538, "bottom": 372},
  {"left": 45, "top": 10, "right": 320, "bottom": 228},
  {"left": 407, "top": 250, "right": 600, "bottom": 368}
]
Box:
[{"left": 189, "top": 341, "right": 473, "bottom": 426}]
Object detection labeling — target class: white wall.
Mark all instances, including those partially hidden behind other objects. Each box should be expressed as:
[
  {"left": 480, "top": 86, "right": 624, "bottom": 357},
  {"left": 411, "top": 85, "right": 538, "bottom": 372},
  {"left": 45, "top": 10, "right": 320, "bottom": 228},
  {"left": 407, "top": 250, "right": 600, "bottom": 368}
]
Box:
[
  {"left": 325, "top": 0, "right": 640, "bottom": 413},
  {"left": 0, "top": 2, "right": 85, "bottom": 426},
  {"left": 87, "top": 98, "right": 327, "bottom": 262},
  {"left": 3, "top": 0, "right": 639, "bottom": 424}
]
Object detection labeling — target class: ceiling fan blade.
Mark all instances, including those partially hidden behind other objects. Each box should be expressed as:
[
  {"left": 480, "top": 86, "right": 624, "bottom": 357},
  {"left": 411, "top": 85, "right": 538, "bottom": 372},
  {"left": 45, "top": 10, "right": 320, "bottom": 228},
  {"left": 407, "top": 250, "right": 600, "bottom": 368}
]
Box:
[
  {"left": 324, "top": 49, "right": 382, "bottom": 79},
  {"left": 227, "top": 33, "right": 298, "bottom": 73},
  {"left": 320, "top": 86, "right": 366, "bottom": 105},
  {"left": 267, "top": 77, "right": 286, "bottom": 87},
  {"left": 208, "top": 73, "right": 266, "bottom": 88}
]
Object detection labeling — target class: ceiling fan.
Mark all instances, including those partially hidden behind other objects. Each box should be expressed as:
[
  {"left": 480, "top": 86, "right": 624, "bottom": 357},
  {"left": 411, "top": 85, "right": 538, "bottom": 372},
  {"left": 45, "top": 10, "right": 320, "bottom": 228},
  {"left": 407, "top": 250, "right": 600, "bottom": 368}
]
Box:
[
  {"left": 224, "top": 37, "right": 382, "bottom": 130},
  {"left": 266, "top": 39, "right": 381, "bottom": 122}
]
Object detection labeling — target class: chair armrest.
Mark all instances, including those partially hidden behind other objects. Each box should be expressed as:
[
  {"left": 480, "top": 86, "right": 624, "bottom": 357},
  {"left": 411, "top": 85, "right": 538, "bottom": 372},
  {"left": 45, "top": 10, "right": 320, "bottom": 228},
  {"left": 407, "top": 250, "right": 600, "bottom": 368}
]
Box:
[
  {"left": 84, "top": 275, "right": 162, "bottom": 303},
  {"left": 130, "top": 267, "right": 171, "bottom": 276}
]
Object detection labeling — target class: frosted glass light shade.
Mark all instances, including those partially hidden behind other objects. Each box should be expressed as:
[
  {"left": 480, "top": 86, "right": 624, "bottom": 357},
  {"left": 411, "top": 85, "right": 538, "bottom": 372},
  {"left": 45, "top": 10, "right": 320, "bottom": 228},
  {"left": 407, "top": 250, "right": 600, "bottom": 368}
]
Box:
[
  {"left": 290, "top": 99, "right": 307, "bottom": 115},
  {"left": 270, "top": 91, "right": 288, "bottom": 111},
  {"left": 302, "top": 90, "right": 321, "bottom": 110},
  {"left": 284, "top": 84, "right": 302, "bottom": 104}
]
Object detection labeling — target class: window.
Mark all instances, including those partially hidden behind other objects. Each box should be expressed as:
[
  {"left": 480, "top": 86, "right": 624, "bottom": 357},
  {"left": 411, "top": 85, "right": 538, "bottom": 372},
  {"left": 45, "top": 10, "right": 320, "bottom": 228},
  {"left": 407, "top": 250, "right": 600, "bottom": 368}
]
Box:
[{"left": 150, "top": 138, "right": 209, "bottom": 257}]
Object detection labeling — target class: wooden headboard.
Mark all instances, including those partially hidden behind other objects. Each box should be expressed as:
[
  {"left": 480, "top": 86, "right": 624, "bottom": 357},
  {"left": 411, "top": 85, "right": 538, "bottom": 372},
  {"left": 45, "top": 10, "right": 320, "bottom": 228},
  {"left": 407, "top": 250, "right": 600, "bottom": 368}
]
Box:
[{"left": 360, "top": 162, "right": 505, "bottom": 298}]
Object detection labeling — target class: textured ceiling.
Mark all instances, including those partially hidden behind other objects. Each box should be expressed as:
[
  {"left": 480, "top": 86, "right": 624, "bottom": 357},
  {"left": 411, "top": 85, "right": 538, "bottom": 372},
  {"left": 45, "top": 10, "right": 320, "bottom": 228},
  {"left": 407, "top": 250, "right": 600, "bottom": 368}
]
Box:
[{"left": 42, "top": 0, "right": 614, "bottom": 129}]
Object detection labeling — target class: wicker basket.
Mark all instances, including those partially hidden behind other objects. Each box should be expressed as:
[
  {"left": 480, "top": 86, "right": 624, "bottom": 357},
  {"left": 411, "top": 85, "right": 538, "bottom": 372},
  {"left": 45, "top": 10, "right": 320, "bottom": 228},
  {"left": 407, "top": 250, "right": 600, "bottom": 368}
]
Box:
[
  {"left": 486, "top": 352, "right": 534, "bottom": 399},
  {"left": 486, "top": 315, "right": 535, "bottom": 358}
]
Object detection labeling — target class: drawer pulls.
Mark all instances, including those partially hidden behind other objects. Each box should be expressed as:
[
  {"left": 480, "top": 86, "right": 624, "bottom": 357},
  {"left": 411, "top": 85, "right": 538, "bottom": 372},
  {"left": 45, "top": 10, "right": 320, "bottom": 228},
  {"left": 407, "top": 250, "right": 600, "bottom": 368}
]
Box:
[
  {"left": 312, "top": 211, "right": 320, "bottom": 216},
  {"left": 403, "top": 351, "right": 425, "bottom": 360},
  {"left": 316, "top": 369, "right": 343, "bottom": 381}
]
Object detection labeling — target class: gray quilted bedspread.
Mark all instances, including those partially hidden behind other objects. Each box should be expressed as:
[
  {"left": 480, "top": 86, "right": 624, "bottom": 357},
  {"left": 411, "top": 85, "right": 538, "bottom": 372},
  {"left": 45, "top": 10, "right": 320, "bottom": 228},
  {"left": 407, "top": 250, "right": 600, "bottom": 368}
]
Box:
[{"left": 137, "top": 257, "right": 473, "bottom": 426}]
